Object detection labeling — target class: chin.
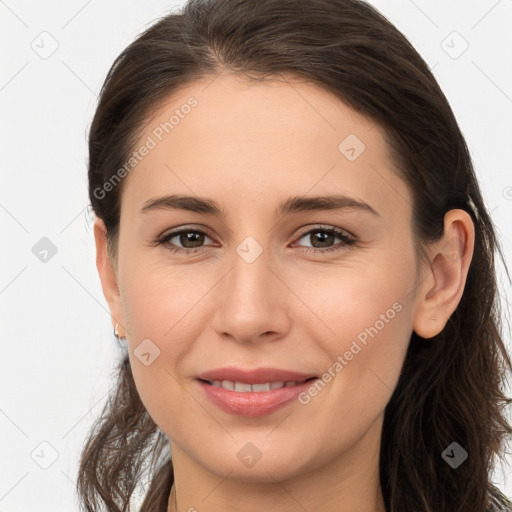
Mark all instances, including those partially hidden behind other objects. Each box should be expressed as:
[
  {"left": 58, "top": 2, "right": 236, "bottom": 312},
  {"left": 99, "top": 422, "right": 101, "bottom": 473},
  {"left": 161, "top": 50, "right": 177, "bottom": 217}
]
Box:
[{"left": 199, "top": 446, "right": 314, "bottom": 484}]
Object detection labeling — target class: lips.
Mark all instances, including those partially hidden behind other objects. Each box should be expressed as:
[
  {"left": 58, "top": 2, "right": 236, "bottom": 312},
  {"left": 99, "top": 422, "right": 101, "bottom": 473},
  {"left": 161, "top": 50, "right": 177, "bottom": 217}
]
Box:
[{"left": 195, "top": 367, "right": 319, "bottom": 417}]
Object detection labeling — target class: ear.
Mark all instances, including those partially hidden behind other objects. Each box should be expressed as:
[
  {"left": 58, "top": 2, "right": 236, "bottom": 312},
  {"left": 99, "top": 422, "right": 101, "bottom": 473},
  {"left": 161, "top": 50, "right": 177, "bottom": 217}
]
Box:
[
  {"left": 412, "top": 209, "right": 475, "bottom": 339},
  {"left": 93, "top": 217, "right": 127, "bottom": 337}
]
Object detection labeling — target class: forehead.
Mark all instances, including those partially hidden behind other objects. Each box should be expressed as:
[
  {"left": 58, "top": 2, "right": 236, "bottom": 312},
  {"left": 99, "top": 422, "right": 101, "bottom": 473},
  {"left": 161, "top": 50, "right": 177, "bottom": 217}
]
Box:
[{"left": 120, "top": 73, "right": 412, "bottom": 222}]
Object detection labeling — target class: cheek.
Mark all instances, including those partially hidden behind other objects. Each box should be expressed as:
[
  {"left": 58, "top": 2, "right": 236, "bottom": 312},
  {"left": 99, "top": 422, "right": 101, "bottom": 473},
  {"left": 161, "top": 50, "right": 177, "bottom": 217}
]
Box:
[
  {"left": 118, "top": 257, "right": 216, "bottom": 428},
  {"left": 295, "top": 253, "right": 415, "bottom": 350},
  {"left": 293, "top": 251, "right": 415, "bottom": 411},
  {"left": 119, "top": 251, "right": 209, "bottom": 339}
]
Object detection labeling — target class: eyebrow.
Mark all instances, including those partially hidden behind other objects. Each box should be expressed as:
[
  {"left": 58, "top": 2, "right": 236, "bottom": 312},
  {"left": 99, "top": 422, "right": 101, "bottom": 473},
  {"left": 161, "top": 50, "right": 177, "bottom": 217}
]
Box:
[{"left": 139, "top": 193, "right": 380, "bottom": 217}]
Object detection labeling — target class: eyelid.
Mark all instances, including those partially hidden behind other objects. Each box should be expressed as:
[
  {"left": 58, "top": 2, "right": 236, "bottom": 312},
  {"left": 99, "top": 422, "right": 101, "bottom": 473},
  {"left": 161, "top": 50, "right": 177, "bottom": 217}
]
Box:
[
  {"left": 294, "top": 224, "right": 355, "bottom": 240},
  {"left": 157, "top": 224, "right": 215, "bottom": 239}
]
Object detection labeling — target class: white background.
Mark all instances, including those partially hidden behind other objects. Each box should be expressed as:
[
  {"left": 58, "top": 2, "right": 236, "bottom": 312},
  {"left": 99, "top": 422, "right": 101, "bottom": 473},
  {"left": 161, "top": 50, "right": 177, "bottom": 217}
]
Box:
[{"left": 1, "top": 0, "right": 511, "bottom": 510}]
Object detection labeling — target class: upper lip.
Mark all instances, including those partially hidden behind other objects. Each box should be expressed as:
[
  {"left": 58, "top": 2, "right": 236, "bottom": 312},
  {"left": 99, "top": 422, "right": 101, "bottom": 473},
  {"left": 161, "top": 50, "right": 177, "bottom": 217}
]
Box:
[{"left": 196, "top": 367, "right": 317, "bottom": 384}]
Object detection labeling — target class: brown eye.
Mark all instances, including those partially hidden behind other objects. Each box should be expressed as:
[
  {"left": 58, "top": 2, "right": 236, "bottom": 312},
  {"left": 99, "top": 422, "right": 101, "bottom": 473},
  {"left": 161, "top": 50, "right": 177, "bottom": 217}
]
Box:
[
  {"left": 158, "top": 228, "right": 213, "bottom": 253},
  {"left": 177, "top": 231, "right": 206, "bottom": 248},
  {"left": 295, "top": 226, "right": 356, "bottom": 253},
  {"left": 307, "top": 230, "right": 336, "bottom": 248},
  {"left": 156, "top": 225, "right": 356, "bottom": 255}
]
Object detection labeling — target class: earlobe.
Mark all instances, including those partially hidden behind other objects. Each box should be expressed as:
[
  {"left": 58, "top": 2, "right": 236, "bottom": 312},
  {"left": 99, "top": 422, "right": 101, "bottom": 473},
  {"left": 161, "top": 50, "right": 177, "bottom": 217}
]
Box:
[
  {"left": 412, "top": 209, "right": 475, "bottom": 339},
  {"left": 93, "top": 217, "right": 126, "bottom": 335}
]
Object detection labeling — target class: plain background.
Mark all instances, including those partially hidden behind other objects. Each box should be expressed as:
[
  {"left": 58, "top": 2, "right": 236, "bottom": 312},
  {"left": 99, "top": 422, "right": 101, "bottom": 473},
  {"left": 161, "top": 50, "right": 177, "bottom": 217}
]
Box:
[{"left": 1, "top": 0, "right": 511, "bottom": 510}]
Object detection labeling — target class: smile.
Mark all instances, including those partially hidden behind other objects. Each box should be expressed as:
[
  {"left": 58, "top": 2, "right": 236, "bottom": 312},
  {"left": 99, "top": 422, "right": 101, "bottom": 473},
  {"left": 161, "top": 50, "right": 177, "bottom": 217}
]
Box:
[
  {"left": 197, "top": 377, "right": 319, "bottom": 417},
  {"left": 204, "top": 378, "right": 315, "bottom": 392}
]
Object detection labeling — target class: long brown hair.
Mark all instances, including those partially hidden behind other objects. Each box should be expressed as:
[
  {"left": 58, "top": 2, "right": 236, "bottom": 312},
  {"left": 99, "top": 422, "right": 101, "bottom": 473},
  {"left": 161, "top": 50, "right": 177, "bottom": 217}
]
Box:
[{"left": 79, "top": 0, "right": 512, "bottom": 510}]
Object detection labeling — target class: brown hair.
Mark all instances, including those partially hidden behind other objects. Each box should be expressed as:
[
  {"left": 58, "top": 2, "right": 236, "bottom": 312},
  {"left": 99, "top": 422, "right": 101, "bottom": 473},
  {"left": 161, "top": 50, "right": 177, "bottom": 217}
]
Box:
[{"left": 79, "top": 0, "right": 512, "bottom": 510}]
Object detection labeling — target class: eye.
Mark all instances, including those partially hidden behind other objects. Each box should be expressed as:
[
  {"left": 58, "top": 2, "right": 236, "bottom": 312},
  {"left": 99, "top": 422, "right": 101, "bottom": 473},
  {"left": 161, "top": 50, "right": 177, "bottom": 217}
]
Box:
[
  {"left": 155, "top": 225, "right": 357, "bottom": 255},
  {"left": 294, "top": 225, "right": 356, "bottom": 253},
  {"left": 156, "top": 227, "right": 214, "bottom": 254}
]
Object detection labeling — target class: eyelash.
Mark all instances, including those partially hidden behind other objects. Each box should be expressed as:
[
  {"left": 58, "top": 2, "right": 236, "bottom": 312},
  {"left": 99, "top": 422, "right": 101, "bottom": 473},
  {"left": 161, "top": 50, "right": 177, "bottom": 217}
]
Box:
[{"left": 155, "top": 225, "right": 357, "bottom": 255}]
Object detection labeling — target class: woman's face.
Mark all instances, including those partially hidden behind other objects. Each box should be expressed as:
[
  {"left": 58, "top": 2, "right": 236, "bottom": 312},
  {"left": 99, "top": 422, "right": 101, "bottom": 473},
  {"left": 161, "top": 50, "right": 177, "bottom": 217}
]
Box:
[{"left": 98, "top": 73, "right": 434, "bottom": 484}]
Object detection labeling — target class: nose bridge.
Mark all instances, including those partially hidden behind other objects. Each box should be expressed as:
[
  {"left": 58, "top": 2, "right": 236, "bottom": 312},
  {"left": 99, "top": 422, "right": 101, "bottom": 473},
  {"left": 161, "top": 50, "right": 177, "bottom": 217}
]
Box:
[
  {"left": 212, "top": 233, "right": 288, "bottom": 342},
  {"left": 227, "top": 235, "right": 274, "bottom": 307}
]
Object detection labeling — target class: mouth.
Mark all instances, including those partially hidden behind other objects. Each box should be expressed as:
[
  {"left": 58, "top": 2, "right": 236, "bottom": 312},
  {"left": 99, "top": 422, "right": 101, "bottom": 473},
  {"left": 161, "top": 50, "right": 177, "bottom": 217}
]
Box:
[
  {"left": 196, "top": 376, "right": 319, "bottom": 418},
  {"left": 198, "top": 376, "right": 317, "bottom": 392}
]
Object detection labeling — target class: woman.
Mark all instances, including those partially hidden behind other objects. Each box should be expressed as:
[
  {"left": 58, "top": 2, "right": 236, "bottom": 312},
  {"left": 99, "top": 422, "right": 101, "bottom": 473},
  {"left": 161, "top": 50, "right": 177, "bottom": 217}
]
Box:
[{"left": 78, "top": 0, "right": 512, "bottom": 511}]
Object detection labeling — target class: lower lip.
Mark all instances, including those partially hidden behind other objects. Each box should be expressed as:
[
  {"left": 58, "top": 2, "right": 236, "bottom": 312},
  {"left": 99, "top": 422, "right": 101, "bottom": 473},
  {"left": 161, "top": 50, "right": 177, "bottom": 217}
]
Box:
[{"left": 197, "top": 378, "right": 318, "bottom": 417}]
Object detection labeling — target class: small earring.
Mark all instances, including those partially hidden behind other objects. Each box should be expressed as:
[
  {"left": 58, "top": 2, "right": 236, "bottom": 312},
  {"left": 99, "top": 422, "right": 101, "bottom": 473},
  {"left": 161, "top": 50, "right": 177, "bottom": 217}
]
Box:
[{"left": 114, "top": 322, "right": 123, "bottom": 340}]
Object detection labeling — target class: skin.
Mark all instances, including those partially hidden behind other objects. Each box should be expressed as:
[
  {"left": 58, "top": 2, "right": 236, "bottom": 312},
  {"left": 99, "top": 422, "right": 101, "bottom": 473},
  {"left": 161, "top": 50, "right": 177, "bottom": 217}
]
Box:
[{"left": 94, "top": 72, "right": 475, "bottom": 512}]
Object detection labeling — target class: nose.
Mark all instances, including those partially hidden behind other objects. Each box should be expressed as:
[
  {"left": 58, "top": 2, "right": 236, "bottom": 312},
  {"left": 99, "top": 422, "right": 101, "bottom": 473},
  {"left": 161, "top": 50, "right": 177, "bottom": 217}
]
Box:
[{"left": 212, "top": 246, "right": 291, "bottom": 345}]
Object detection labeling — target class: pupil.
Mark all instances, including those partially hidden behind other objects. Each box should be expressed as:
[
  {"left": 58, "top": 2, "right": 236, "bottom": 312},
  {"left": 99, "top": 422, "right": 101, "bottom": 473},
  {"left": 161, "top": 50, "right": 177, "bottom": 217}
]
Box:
[
  {"left": 313, "top": 231, "right": 333, "bottom": 248},
  {"left": 181, "top": 232, "right": 203, "bottom": 248}
]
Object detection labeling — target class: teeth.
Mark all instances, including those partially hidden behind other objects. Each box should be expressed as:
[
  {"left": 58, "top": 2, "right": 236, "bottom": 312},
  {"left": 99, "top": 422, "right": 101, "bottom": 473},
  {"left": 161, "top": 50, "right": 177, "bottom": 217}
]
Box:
[
  {"left": 209, "top": 379, "right": 303, "bottom": 392},
  {"left": 234, "top": 381, "right": 252, "bottom": 392},
  {"left": 252, "top": 383, "right": 271, "bottom": 392},
  {"left": 221, "top": 379, "right": 234, "bottom": 390}
]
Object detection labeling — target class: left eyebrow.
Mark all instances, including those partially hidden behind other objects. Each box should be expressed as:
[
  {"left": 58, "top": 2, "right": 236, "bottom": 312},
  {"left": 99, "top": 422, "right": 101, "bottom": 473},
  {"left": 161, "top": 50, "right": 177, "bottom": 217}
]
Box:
[
  {"left": 139, "top": 193, "right": 380, "bottom": 218},
  {"left": 277, "top": 194, "right": 380, "bottom": 217}
]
